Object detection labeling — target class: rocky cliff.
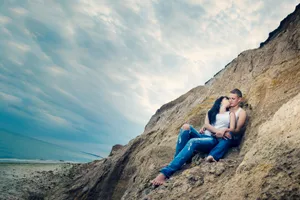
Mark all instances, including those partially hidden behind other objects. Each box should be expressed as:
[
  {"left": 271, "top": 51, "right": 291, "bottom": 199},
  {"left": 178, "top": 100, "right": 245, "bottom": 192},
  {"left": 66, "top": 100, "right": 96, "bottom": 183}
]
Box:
[{"left": 48, "top": 4, "right": 300, "bottom": 200}]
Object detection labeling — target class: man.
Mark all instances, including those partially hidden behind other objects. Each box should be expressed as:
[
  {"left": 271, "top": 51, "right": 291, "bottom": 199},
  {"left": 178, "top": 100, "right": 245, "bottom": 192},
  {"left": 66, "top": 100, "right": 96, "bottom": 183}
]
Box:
[
  {"left": 151, "top": 89, "right": 247, "bottom": 186},
  {"left": 205, "top": 88, "right": 247, "bottom": 162}
]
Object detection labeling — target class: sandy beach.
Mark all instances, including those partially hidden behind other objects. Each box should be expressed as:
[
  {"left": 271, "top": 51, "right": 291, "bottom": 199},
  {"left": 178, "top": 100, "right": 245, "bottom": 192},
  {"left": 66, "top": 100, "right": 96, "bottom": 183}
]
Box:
[{"left": 0, "top": 162, "right": 77, "bottom": 200}]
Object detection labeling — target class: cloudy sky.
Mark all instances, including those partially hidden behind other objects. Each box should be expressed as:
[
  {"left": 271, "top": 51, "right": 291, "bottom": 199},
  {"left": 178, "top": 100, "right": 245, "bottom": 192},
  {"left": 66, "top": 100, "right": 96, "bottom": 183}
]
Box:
[{"left": 0, "top": 0, "right": 298, "bottom": 157}]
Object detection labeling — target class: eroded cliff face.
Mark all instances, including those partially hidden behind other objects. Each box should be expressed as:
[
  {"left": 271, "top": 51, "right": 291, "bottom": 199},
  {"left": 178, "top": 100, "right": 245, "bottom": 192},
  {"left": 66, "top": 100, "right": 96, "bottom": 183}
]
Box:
[{"left": 49, "top": 4, "right": 300, "bottom": 200}]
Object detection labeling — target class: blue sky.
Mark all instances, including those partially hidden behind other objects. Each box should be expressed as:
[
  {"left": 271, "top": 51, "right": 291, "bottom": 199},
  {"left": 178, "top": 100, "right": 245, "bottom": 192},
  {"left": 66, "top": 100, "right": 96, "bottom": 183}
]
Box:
[{"left": 0, "top": 0, "right": 298, "bottom": 157}]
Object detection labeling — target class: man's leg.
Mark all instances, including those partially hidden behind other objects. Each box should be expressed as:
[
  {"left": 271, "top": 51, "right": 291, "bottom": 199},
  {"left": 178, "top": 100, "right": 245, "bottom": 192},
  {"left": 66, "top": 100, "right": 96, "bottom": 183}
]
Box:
[
  {"left": 161, "top": 136, "right": 217, "bottom": 179},
  {"left": 175, "top": 124, "right": 204, "bottom": 157},
  {"left": 208, "top": 137, "right": 232, "bottom": 161}
]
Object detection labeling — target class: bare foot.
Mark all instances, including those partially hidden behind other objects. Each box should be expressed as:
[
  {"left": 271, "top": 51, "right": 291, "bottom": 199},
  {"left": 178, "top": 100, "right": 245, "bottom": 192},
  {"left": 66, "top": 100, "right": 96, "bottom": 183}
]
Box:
[
  {"left": 151, "top": 173, "right": 166, "bottom": 186},
  {"left": 206, "top": 155, "right": 217, "bottom": 162}
]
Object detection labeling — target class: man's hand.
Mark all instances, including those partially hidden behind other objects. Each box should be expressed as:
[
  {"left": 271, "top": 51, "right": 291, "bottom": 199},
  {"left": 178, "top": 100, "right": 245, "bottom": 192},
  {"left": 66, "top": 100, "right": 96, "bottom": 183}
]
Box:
[
  {"left": 199, "top": 127, "right": 205, "bottom": 134},
  {"left": 215, "top": 129, "right": 226, "bottom": 138},
  {"left": 223, "top": 131, "right": 232, "bottom": 140}
]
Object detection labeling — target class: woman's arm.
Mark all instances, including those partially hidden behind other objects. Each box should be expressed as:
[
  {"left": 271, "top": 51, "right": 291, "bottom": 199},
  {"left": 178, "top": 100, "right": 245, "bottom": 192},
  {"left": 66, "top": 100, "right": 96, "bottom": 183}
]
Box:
[{"left": 203, "top": 112, "right": 221, "bottom": 133}]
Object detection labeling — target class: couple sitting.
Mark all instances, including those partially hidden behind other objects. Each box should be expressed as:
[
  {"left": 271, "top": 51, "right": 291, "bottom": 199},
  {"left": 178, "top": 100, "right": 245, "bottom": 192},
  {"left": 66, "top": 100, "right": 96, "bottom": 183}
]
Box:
[{"left": 151, "top": 88, "right": 247, "bottom": 186}]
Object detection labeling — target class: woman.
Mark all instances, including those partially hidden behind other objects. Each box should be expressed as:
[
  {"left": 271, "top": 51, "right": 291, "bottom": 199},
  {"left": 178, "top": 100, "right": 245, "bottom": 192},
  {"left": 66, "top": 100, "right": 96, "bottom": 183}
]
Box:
[{"left": 151, "top": 96, "right": 236, "bottom": 186}]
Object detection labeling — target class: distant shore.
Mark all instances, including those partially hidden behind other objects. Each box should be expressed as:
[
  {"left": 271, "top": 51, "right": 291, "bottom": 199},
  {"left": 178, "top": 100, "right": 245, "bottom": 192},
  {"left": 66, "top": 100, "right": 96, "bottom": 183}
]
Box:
[
  {"left": 0, "top": 158, "right": 82, "bottom": 164},
  {"left": 0, "top": 162, "right": 79, "bottom": 199}
]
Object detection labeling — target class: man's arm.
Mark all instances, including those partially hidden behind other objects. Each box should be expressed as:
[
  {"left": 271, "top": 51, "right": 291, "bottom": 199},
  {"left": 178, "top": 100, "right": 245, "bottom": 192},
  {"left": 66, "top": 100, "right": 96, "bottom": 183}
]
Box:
[
  {"left": 227, "top": 112, "right": 236, "bottom": 132},
  {"left": 223, "top": 109, "right": 246, "bottom": 139},
  {"left": 232, "top": 109, "right": 247, "bottom": 134}
]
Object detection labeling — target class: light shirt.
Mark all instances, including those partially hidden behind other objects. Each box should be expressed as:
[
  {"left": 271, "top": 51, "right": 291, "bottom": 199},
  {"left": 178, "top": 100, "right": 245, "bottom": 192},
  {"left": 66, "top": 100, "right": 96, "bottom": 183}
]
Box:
[{"left": 204, "top": 111, "right": 230, "bottom": 136}]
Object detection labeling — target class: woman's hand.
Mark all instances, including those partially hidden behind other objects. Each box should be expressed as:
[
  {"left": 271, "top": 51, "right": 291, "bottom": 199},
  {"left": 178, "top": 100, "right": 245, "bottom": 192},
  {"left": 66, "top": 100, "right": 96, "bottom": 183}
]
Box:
[{"left": 199, "top": 127, "right": 206, "bottom": 134}]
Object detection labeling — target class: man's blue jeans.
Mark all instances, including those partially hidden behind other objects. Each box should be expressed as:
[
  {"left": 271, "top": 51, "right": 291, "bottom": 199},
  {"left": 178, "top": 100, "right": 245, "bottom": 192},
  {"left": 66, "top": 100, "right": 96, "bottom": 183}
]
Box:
[
  {"left": 160, "top": 125, "right": 218, "bottom": 178},
  {"left": 208, "top": 131, "right": 243, "bottom": 161},
  {"left": 208, "top": 134, "right": 233, "bottom": 161}
]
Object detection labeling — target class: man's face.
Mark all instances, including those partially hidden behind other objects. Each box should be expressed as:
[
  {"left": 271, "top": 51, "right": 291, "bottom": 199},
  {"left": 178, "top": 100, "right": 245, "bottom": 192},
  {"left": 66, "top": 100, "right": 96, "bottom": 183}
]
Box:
[{"left": 229, "top": 93, "right": 241, "bottom": 107}]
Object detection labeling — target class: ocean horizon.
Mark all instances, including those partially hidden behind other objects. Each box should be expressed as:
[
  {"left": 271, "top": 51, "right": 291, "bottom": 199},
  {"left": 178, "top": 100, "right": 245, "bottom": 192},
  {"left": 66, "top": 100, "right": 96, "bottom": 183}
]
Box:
[{"left": 0, "top": 130, "right": 102, "bottom": 163}]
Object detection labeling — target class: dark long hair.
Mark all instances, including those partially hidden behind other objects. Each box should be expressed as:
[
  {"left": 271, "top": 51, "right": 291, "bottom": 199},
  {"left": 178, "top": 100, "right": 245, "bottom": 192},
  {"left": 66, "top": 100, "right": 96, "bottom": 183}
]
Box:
[{"left": 208, "top": 96, "right": 229, "bottom": 125}]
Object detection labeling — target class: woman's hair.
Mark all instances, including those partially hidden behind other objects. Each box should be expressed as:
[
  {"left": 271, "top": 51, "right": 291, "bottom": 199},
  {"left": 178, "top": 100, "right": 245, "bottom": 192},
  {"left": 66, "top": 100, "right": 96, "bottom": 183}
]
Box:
[{"left": 208, "top": 96, "right": 229, "bottom": 125}]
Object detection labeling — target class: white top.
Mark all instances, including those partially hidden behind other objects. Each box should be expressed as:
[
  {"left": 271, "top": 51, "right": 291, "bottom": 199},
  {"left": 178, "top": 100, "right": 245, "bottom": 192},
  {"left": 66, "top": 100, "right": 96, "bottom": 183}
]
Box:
[{"left": 204, "top": 111, "right": 230, "bottom": 136}]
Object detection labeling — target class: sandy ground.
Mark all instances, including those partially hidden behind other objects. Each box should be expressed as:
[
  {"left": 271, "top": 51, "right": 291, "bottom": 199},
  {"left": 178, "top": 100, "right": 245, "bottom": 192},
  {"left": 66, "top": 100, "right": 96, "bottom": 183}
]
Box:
[{"left": 0, "top": 162, "right": 77, "bottom": 200}]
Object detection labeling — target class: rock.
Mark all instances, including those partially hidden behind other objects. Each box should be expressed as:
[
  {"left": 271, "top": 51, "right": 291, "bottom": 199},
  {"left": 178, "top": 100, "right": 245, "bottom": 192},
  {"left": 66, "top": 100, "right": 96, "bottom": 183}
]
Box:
[{"left": 109, "top": 144, "right": 124, "bottom": 156}]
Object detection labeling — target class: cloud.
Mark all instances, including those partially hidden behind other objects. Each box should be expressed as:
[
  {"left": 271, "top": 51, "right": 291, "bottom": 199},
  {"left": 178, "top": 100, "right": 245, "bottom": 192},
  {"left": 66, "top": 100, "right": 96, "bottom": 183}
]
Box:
[
  {"left": 1, "top": 0, "right": 299, "bottom": 156},
  {"left": 0, "top": 92, "right": 22, "bottom": 105},
  {"left": 47, "top": 66, "right": 67, "bottom": 76},
  {"left": 8, "top": 41, "right": 30, "bottom": 52},
  {"left": 10, "top": 7, "right": 28, "bottom": 15},
  {"left": 37, "top": 137, "right": 113, "bottom": 157},
  {"left": 0, "top": 15, "right": 11, "bottom": 24}
]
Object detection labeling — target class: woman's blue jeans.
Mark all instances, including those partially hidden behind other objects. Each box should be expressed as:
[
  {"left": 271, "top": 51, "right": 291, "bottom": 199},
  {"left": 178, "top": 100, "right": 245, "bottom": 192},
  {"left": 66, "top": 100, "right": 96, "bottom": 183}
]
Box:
[{"left": 160, "top": 125, "right": 218, "bottom": 178}]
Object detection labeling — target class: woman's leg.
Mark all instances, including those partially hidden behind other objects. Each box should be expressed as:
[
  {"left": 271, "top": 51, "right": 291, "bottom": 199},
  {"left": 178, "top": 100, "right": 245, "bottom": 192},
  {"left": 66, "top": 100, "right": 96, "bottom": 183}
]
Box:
[
  {"left": 189, "top": 125, "right": 204, "bottom": 138},
  {"left": 175, "top": 124, "right": 204, "bottom": 157}
]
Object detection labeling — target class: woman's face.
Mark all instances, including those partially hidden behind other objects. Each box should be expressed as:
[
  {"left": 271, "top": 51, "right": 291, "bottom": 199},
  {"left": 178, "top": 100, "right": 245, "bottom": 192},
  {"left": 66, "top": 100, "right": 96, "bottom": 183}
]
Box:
[{"left": 222, "top": 98, "right": 230, "bottom": 108}]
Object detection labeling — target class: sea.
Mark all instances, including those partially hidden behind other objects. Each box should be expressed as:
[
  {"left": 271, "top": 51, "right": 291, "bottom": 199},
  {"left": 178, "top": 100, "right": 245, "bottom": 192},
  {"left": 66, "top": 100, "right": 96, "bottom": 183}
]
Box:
[{"left": 0, "top": 130, "right": 102, "bottom": 163}]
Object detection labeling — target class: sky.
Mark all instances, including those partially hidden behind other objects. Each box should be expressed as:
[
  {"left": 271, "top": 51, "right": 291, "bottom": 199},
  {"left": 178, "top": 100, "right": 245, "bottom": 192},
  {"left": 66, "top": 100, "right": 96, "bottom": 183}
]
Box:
[{"left": 0, "top": 0, "right": 299, "bottom": 157}]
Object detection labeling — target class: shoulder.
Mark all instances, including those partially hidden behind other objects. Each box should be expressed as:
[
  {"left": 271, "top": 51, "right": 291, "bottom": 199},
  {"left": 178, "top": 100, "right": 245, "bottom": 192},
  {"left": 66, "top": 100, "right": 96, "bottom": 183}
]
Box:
[
  {"left": 229, "top": 111, "right": 235, "bottom": 115},
  {"left": 229, "top": 111, "right": 236, "bottom": 118},
  {"left": 238, "top": 108, "right": 247, "bottom": 120},
  {"left": 239, "top": 108, "right": 247, "bottom": 116}
]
